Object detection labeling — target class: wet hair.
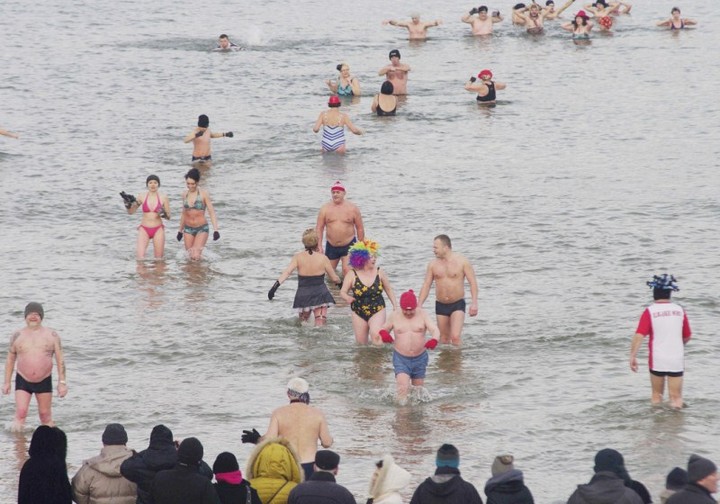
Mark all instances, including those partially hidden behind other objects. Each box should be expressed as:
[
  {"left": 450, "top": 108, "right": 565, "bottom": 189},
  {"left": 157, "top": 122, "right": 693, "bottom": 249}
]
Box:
[
  {"left": 671, "top": 7, "right": 680, "bottom": 13},
  {"left": 185, "top": 168, "right": 201, "bottom": 183},
  {"left": 478, "top": 6, "right": 488, "bottom": 12},
  {"left": 219, "top": 34, "right": 228, "bottom": 39},
  {"left": 146, "top": 174, "right": 160, "bottom": 186},
  {"left": 513, "top": 3, "right": 526, "bottom": 9},
  {"left": 302, "top": 228, "right": 319, "bottom": 252},
  {"left": 434, "top": 234, "right": 452, "bottom": 249},
  {"left": 380, "top": 81, "right": 394, "bottom": 95},
  {"left": 197, "top": 114, "right": 209, "bottom": 128}
]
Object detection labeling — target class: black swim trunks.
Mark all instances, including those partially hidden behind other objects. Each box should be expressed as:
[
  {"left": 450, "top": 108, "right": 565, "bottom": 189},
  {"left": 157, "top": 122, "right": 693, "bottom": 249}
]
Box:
[
  {"left": 15, "top": 373, "right": 52, "bottom": 394},
  {"left": 325, "top": 238, "right": 356, "bottom": 261},
  {"left": 436, "top": 299, "right": 466, "bottom": 317},
  {"left": 191, "top": 155, "right": 212, "bottom": 162},
  {"left": 650, "top": 369, "right": 684, "bottom": 378}
]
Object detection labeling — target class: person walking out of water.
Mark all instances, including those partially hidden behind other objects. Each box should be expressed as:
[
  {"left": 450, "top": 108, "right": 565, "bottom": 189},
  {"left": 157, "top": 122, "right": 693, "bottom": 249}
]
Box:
[
  {"left": 3, "top": 302, "right": 67, "bottom": 432},
  {"left": 340, "top": 239, "right": 398, "bottom": 345},
  {"left": 267, "top": 228, "right": 341, "bottom": 327},
  {"left": 465, "top": 69, "right": 506, "bottom": 105},
  {"left": 378, "top": 49, "right": 411, "bottom": 96},
  {"left": 461, "top": 6, "right": 503, "bottom": 36},
  {"left": 630, "top": 274, "right": 691, "bottom": 409},
  {"left": 312, "top": 96, "right": 363, "bottom": 154},
  {"left": 325, "top": 63, "right": 361, "bottom": 97},
  {"left": 124, "top": 174, "right": 171, "bottom": 260},
  {"left": 316, "top": 181, "right": 365, "bottom": 276},
  {"left": 383, "top": 14, "right": 442, "bottom": 40},
  {"left": 177, "top": 168, "right": 220, "bottom": 261},
  {"left": 377, "top": 290, "right": 440, "bottom": 404},
  {"left": 419, "top": 235, "right": 478, "bottom": 346},
  {"left": 657, "top": 8, "right": 696, "bottom": 30},
  {"left": 183, "top": 114, "right": 233, "bottom": 164},
  {"left": 371, "top": 81, "right": 397, "bottom": 116},
  {"left": 241, "top": 377, "right": 334, "bottom": 482}
]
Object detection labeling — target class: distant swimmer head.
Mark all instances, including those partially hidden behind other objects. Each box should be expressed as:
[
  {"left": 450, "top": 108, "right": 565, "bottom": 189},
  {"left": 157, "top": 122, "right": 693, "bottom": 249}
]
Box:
[
  {"left": 478, "top": 69, "right": 493, "bottom": 80},
  {"left": 331, "top": 180, "right": 346, "bottom": 192},
  {"left": 671, "top": 7, "right": 681, "bottom": 14},
  {"left": 647, "top": 273, "right": 679, "bottom": 300},
  {"left": 146, "top": 174, "right": 160, "bottom": 187},
  {"left": 184, "top": 168, "right": 201, "bottom": 183},
  {"left": 197, "top": 114, "right": 209, "bottom": 128},
  {"left": 328, "top": 95, "right": 341, "bottom": 107},
  {"left": 478, "top": 6, "right": 489, "bottom": 13},
  {"left": 513, "top": 3, "right": 526, "bottom": 9},
  {"left": 287, "top": 377, "right": 310, "bottom": 404},
  {"left": 218, "top": 34, "right": 230, "bottom": 49},
  {"left": 337, "top": 62, "right": 349, "bottom": 73},
  {"left": 388, "top": 49, "right": 401, "bottom": 60},
  {"left": 381, "top": 81, "right": 394, "bottom": 95},
  {"left": 546, "top": 0, "right": 555, "bottom": 5},
  {"left": 411, "top": 12, "right": 421, "bottom": 21},
  {"left": 302, "top": 228, "right": 319, "bottom": 251},
  {"left": 24, "top": 302, "right": 44, "bottom": 320},
  {"left": 349, "top": 239, "right": 380, "bottom": 269}
]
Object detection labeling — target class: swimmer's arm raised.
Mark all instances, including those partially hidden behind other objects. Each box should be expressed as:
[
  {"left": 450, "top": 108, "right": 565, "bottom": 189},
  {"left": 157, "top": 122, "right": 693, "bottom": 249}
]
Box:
[
  {"left": 494, "top": 81, "right": 507, "bottom": 91},
  {"left": 418, "top": 263, "right": 435, "bottom": 307},
  {"left": 554, "top": 0, "right": 575, "bottom": 17},
  {"left": 656, "top": 19, "right": 671, "bottom": 27},
  {"left": 461, "top": 13, "right": 474, "bottom": 23},
  {"left": 0, "top": 128, "right": 19, "bottom": 139},
  {"left": 325, "top": 80, "right": 339, "bottom": 93},
  {"left": 127, "top": 193, "right": 142, "bottom": 215},
  {"left": 210, "top": 131, "right": 225, "bottom": 139}
]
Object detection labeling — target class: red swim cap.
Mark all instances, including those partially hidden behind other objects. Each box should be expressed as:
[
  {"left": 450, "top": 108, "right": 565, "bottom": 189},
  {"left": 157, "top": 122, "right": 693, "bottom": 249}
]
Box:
[
  {"left": 328, "top": 95, "right": 341, "bottom": 106},
  {"left": 331, "top": 180, "right": 346, "bottom": 192},
  {"left": 400, "top": 290, "right": 418, "bottom": 310},
  {"left": 478, "top": 69, "right": 493, "bottom": 79}
]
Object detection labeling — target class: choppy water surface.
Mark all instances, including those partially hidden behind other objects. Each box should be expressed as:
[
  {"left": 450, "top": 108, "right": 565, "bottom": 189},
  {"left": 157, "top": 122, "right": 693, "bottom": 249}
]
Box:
[{"left": 1, "top": 0, "right": 719, "bottom": 502}]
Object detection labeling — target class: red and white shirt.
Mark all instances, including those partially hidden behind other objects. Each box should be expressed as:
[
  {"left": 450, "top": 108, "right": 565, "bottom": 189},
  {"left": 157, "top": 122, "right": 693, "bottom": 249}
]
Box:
[{"left": 635, "top": 301, "right": 692, "bottom": 372}]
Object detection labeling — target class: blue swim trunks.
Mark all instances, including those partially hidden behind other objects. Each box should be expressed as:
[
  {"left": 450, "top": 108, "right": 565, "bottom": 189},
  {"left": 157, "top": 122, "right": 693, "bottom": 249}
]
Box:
[
  {"left": 325, "top": 238, "right": 356, "bottom": 260},
  {"left": 393, "top": 350, "right": 428, "bottom": 379}
]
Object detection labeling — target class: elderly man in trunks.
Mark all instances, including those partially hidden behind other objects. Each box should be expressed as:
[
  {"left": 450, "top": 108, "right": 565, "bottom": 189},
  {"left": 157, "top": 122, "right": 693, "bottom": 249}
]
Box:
[
  {"left": 316, "top": 181, "right": 365, "bottom": 277},
  {"left": 418, "top": 235, "right": 479, "bottom": 346},
  {"left": 3, "top": 302, "right": 68, "bottom": 431}
]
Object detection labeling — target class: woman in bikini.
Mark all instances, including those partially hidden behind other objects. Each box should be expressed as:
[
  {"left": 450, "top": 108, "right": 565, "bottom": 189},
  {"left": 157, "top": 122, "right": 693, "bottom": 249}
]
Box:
[
  {"left": 657, "top": 8, "right": 696, "bottom": 30},
  {"left": 126, "top": 174, "right": 171, "bottom": 260},
  {"left": 267, "top": 229, "right": 341, "bottom": 327},
  {"left": 340, "top": 239, "right": 398, "bottom": 345},
  {"left": 177, "top": 168, "right": 219, "bottom": 261},
  {"left": 325, "top": 62, "right": 361, "bottom": 97},
  {"left": 312, "top": 96, "right": 363, "bottom": 154}
]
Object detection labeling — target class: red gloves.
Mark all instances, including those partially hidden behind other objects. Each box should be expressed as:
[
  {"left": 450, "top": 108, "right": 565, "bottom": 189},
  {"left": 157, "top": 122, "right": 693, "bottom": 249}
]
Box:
[
  {"left": 424, "top": 339, "right": 438, "bottom": 350},
  {"left": 379, "top": 330, "right": 394, "bottom": 344}
]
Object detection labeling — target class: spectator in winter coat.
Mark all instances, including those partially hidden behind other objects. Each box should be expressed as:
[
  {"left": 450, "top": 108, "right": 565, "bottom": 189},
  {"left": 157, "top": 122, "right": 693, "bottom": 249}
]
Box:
[
  {"left": 484, "top": 454, "right": 534, "bottom": 504},
  {"left": 367, "top": 454, "right": 412, "bottom": 504},
  {"left": 19, "top": 425, "right": 73, "bottom": 504},
  {"left": 410, "top": 444, "right": 483, "bottom": 504}
]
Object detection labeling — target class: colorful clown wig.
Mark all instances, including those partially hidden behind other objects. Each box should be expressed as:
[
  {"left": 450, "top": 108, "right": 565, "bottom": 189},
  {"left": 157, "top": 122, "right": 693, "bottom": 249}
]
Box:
[{"left": 348, "top": 239, "right": 380, "bottom": 269}]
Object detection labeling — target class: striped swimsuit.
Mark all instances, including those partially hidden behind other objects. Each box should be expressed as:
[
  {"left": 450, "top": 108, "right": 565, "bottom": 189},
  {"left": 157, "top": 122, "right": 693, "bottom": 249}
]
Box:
[{"left": 321, "top": 120, "right": 346, "bottom": 152}]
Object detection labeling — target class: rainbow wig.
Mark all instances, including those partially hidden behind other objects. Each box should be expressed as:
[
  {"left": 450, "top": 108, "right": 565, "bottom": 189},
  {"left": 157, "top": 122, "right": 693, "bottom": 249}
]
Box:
[{"left": 348, "top": 239, "right": 380, "bottom": 269}]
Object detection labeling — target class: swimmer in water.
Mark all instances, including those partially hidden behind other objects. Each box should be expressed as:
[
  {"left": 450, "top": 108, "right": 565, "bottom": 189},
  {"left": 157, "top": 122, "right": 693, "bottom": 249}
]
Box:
[
  {"left": 382, "top": 14, "right": 442, "bottom": 40},
  {"left": 562, "top": 10, "right": 594, "bottom": 38},
  {"left": 215, "top": 34, "right": 242, "bottom": 51},
  {"left": 125, "top": 175, "right": 171, "bottom": 260},
  {"left": 512, "top": 3, "right": 527, "bottom": 25},
  {"left": 325, "top": 63, "right": 361, "bottom": 97},
  {"left": 378, "top": 49, "right": 411, "bottom": 95},
  {"left": 0, "top": 127, "right": 19, "bottom": 139},
  {"left": 461, "top": 6, "right": 503, "bottom": 35},
  {"left": 465, "top": 69, "right": 506, "bottom": 105},
  {"left": 542, "top": 0, "right": 576, "bottom": 20},
  {"left": 312, "top": 96, "right": 363, "bottom": 154},
  {"left": 177, "top": 168, "right": 220, "bottom": 261},
  {"left": 585, "top": 0, "right": 631, "bottom": 15},
  {"left": 515, "top": 3, "right": 550, "bottom": 34},
  {"left": 183, "top": 114, "right": 233, "bottom": 164},
  {"left": 371, "top": 81, "right": 397, "bottom": 116},
  {"left": 657, "top": 8, "right": 696, "bottom": 30}
]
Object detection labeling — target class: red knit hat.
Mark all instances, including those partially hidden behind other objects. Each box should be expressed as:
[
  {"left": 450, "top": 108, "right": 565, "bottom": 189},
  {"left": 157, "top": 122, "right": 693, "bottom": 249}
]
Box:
[
  {"left": 331, "top": 180, "right": 346, "bottom": 192},
  {"left": 400, "top": 290, "right": 418, "bottom": 310}
]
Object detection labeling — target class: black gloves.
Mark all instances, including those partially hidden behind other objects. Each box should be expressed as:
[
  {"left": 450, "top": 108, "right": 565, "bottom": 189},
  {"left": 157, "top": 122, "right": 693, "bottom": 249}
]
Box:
[
  {"left": 335, "top": 282, "right": 343, "bottom": 289},
  {"left": 470, "top": 7, "right": 479, "bottom": 14},
  {"left": 470, "top": 76, "right": 477, "bottom": 83},
  {"left": 241, "top": 428, "right": 261, "bottom": 444},
  {"left": 120, "top": 191, "right": 137, "bottom": 209},
  {"left": 268, "top": 281, "right": 281, "bottom": 300},
  {"left": 176, "top": 231, "right": 183, "bottom": 242},
  {"left": 213, "top": 231, "right": 220, "bottom": 241},
  {"left": 224, "top": 132, "right": 234, "bottom": 138}
]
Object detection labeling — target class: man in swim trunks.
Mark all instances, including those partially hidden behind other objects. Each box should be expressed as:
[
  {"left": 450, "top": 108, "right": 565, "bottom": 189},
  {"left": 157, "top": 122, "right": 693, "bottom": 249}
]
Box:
[
  {"left": 461, "top": 6, "right": 503, "bottom": 36},
  {"left": 316, "top": 181, "right": 365, "bottom": 276},
  {"left": 516, "top": 3, "right": 550, "bottom": 33},
  {"left": 383, "top": 14, "right": 442, "bottom": 41},
  {"left": 630, "top": 274, "right": 691, "bottom": 409},
  {"left": 183, "top": 114, "right": 233, "bottom": 163},
  {"left": 418, "top": 235, "right": 479, "bottom": 346},
  {"left": 2, "top": 302, "right": 68, "bottom": 432},
  {"left": 241, "top": 378, "right": 333, "bottom": 481},
  {"left": 378, "top": 49, "right": 411, "bottom": 96},
  {"left": 377, "top": 290, "right": 440, "bottom": 404}
]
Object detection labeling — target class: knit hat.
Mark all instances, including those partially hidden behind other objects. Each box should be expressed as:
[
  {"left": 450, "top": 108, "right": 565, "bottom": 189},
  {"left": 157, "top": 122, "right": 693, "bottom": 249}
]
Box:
[
  {"left": 389, "top": 49, "right": 401, "bottom": 59},
  {"left": 287, "top": 377, "right": 310, "bottom": 404},
  {"left": 666, "top": 467, "right": 688, "bottom": 490},
  {"left": 315, "top": 450, "right": 340, "bottom": 470},
  {"left": 436, "top": 444, "right": 460, "bottom": 468},
  {"left": 213, "top": 451, "right": 240, "bottom": 473},
  {"left": 331, "top": 180, "right": 346, "bottom": 192},
  {"left": 687, "top": 454, "right": 717, "bottom": 483},
  {"left": 198, "top": 114, "right": 209, "bottom": 128},
  {"left": 102, "top": 423, "right": 128, "bottom": 445},
  {"left": 400, "top": 290, "right": 418, "bottom": 310},
  {"left": 492, "top": 455, "right": 515, "bottom": 476},
  {"left": 178, "top": 437, "right": 204, "bottom": 465},
  {"left": 24, "top": 302, "right": 44, "bottom": 320},
  {"left": 594, "top": 448, "right": 628, "bottom": 479}
]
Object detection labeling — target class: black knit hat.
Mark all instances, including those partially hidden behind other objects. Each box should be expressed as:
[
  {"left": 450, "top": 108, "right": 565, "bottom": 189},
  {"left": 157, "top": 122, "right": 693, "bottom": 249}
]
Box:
[
  {"left": 102, "top": 423, "right": 128, "bottom": 445},
  {"left": 213, "top": 452, "right": 240, "bottom": 473},
  {"left": 24, "top": 302, "right": 44, "bottom": 320},
  {"left": 315, "top": 450, "right": 340, "bottom": 470},
  {"left": 178, "top": 437, "right": 204, "bottom": 465},
  {"left": 687, "top": 454, "right": 717, "bottom": 483},
  {"left": 666, "top": 467, "right": 688, "bottom": 490}
]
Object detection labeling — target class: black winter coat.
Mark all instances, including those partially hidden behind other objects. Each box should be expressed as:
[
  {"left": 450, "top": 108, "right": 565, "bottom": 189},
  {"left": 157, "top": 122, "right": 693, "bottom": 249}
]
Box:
[
  {"left": 410, "top": 468, "right": 483, "bottom": 504},
  {"left": 151, "top": 465, "right": 219, "bottom": 504},
  {"left": 288, "top": 471, "right": 356, "bottom": 504},
  {"left": 214, "top": 480, "right": 262, "bottom": 504},
  {"left": 666, "top": 483, "right": 716, "bottom": 504},
  {"left": 18, "top": 425, "right": 72, "bottom": 504},
  {"left": 484, "top": 470, "right": 534, "bottom": 504}
]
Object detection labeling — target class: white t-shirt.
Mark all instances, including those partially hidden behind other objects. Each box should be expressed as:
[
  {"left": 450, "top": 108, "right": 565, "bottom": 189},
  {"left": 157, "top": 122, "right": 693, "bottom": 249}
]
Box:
[{"left": 635, "top": 301, "right": 692, "bottom": 372}]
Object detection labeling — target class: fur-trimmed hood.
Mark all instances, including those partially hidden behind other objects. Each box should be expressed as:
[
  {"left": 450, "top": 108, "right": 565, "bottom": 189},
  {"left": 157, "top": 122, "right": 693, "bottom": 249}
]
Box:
[
  {"left": 369, "top": 454, "right": 412, "bottom": 501},
  {"left": 245, "top": 437, "right": 303, "bottom": 483}
]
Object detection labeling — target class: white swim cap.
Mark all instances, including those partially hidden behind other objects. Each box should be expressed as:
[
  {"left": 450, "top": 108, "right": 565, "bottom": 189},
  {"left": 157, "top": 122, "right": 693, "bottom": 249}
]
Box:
[{"left": 287, "top": 377, "right": 309, "bottom": 394}]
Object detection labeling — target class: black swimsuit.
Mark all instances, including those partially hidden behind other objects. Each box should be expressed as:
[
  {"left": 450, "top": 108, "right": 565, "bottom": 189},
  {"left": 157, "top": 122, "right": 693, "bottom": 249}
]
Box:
[{"left": 477, "top": 81, "right": 497, "bottom": 103}]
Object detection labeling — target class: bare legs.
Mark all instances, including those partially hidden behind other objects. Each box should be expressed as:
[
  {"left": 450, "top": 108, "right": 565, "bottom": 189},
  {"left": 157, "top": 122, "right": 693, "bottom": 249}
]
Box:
[
  {"left": 183, "top": 231, "right": 209, "bottom": 261},
  {"left": 650, "top": 374, "right": 684, "bottom": 409},
  {"left": 437, "top": 310, "right": 466, "bottom": 346}
]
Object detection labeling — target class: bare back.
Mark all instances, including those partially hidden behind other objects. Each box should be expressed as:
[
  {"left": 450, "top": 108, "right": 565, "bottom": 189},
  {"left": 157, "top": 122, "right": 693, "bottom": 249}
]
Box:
[
  {"left": 268, "top": 403, "right": 332, "bottom": 463},
  {"left": 11, "top": 327, "right": 57, "bottom": 381},
  {"left": 191, "top": 129, "right": 212, "bottom": 157},
  {"left": 296, "top": 250, "right": 332, "bottom": 277}
]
